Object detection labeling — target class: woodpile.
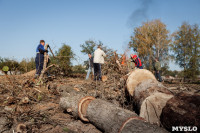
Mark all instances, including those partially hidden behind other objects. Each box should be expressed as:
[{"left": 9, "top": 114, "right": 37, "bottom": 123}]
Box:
[
  {"left": 59, "top": 91, "right": 168, "bottom": 133},
  {"left": 126, "top": 69, "right": 200, "bottom": 131}
]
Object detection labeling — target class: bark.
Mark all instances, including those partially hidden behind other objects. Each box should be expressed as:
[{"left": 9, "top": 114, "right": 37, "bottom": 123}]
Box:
[
  {"left": 59, "top": 92, "right": 168, "bottom": 133},
  {"left": 160, "top": 92, "right": 200, "bottom": 132},
  {"left": 39, "top": 44, "right": 48, "bottom": 80},
  {"left": 59, "top": 92, "right": 87, "bottom": 118},
  {"left": 126, "top": 69, "right": 199, "bottom": 131},
  {"left": 87, "top": 99, "right": 167, "bottom": 133},
  {"left": 133, "top": 79, "right": 173, "bottom": 111}
]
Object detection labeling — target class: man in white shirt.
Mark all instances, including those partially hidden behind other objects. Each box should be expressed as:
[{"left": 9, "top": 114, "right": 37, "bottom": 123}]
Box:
[{"left": 93, "top": 45, "right": 106, "bottom": 81}]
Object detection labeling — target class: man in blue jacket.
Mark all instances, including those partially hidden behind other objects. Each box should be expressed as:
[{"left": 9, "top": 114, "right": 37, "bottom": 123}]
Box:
[{"left": 35, "top": 40, "right": 48, "bottom": 78}]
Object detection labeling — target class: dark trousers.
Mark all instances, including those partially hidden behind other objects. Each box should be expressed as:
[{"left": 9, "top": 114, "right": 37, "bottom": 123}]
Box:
[
  {"left": 93, "top": 63, "right": 101, "bottom": 80},
  {"left": 155, "top": 71, "right": 162, "bottom": 82},
  {"left": 35, "top": 53, "right": 44, "bottom": 75},
  {"left": 137, "top": 66, "right": 143, "bottom": 69}
]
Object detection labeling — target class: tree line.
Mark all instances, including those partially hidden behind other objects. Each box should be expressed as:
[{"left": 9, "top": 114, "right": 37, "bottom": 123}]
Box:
[
  {"left": 0, "top": 19, "right": 199, "bottom": 79},
  {"left": 129, "top": 20, "right": 200, "bottom": 80}
]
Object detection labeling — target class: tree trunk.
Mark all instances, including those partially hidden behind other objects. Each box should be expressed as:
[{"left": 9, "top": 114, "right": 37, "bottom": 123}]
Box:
[
  {"left": 39, "top": 44, "right": 48, "bottom": 80},
  {"left": 126, "top": 69, "right": 199, "bottom": 131},
  {"left": 59, "top": 92, "right": 168, "bottom": 133},
  {"left": 160, "top": 92, "right": 200, "bottom": 132},
  {"left": 126, "top": 69, "right": 157, "bottom": 96}
]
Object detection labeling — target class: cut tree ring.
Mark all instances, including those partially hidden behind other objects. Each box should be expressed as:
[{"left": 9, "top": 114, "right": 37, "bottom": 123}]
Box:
[{"left": 78, "top": 96, "right": 95, "bottom": 122}]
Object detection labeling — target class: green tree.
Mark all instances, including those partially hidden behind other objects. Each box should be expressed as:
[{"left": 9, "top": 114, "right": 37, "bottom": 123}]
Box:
[
  {"left": 172, "top": 22, "right": 200, "bottom": 79},
  {"left": 80, "top": 40, "right": 96, "bottom": 54},
  {"left": 72, "top": 65, "right": 86, "bottom": 74},
  {"left": 55, "top": 44, "right": 74, "bottom": 75},
  {"left": 0, "top": 58, "right": 20, "bottom": 74},
  {"left": 129, "top": 19, "right": 171, "bottom": 71},
  {"left": 19, "top": 58, "right": 35, "bottom": 73}
]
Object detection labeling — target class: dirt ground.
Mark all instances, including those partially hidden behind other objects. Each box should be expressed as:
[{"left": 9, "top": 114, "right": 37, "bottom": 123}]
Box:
[{"left": 0, "top": 71, "right": 199, "bottom": 133}]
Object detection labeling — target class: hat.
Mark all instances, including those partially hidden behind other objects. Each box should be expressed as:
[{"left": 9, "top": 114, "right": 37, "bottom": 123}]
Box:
[{"left": 131, "top": 54, "right": 137, "bottom": 58}]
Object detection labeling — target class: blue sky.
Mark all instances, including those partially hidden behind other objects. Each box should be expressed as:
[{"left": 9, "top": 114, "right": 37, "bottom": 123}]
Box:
[{"left": 0, "top": 0, "right": 200, "bottom": 70}]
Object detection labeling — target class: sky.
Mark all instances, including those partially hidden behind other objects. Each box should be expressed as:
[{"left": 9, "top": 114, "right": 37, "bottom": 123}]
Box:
[{"left": 0, "top": 0, "right": 200, "bottom": 70}]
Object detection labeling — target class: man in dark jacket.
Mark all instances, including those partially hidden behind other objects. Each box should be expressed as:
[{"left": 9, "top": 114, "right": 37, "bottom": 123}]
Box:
[
  {"left": 35, "top": 40, "right": 48, "bottom": 78},
  {"left": 154, "top": 57, "right": 162, "bottom": 82},
  {"left": 85, "top": 53, "right": 94, "bottom": 80},
  {"left": 130, "top": 54, "right": 143, "bottom": 69}
]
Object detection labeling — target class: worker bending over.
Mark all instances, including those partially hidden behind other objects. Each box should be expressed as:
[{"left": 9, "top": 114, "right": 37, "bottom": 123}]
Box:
[{"left": 130, "top": 54, "right": 143, "bottom": 69}]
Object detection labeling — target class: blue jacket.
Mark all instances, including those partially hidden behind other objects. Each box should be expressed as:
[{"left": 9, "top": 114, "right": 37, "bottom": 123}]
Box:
[{"left": 36, "top": 44, "right": 46, "bottom": 54}]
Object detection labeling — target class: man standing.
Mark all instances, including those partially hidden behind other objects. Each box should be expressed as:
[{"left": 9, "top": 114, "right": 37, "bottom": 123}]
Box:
[
  {"left": 130, "top": 54, "right": 143, "bottom": 69},
  {"left": 35, "top": 40, "right": 48, "bottom": 78},
  {"left": 93, "top": 45, "right": 106, "bottom": 81},
  {"left": 85, "top": 53, "right": 94, "bottom": 80},
  {"left": 154, "top": 57, "right": 162, "bottom": 82}
]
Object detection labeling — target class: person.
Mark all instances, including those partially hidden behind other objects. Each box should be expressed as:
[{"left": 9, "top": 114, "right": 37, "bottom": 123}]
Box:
[
  {"left": 93, "top": 45, "right": 106, "bottom": 81},
  {"left": 35, "top": 40, "right": 48, "bottom": 78},
  {"left": 154, "top": 57, "right": 163, "bottom": 82},
  {"left": 130, "top": 54, "right": 143, "bottom": 69},
  {"left": 85, "top": 53, "right": 94, "bottom": 80}
]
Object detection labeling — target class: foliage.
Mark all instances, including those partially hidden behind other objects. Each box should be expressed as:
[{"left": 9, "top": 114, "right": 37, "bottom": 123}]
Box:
[
  {"left": 52, "top": 44, "right": 74, "bottom": 76},
  {"left": 0, "top": 58, "right": 20, "bottom": 74},
  {"left": 2, "top": 66, "right": 9, "bottom": 72},
  {"left": 129, "top": 19, "right": 171, "bottom": 71},
  {"left": 19, "top": 58, "right": 35, "bottom": 73},
  {"left": 171, "top": 22, "right": 200, "bottom": 79},
  {"left": 80, "top": 40, "right": 96, "bottom": 55},
  {"left": 72, "top": 65, "right": 86, "bottom": 74}
]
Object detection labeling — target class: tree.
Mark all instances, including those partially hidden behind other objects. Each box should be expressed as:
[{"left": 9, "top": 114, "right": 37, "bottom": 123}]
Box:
[
  {"left": 80, "top": 40, "right": 96, "bottom": 55},
  {"left": 55, "top": 44, "right": 74, "bottom": 75},
  {"left": 72, "top": 65, "right": 86, "bottom": 74},
  {"left": 0, "top": 58, "right": 20, "bottom": 74},
  {"left": 19, "top": 58, "right": 35, "bottom": 73},
  {"left": 172, "top": 22, "right": 200, "bottom": 79},
  {"left": 129, "top": 19, "right": 171, "bottom": 71}
]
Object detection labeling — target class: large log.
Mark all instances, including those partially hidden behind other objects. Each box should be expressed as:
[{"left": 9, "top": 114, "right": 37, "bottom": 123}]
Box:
[
  {"left": 160, "top": 92, "right": 200, "bottom": 132},
  {"left": 59, "top": 92, "right": 168, "bottom": 133},
  {"left": 133, "top": 79, "right": 173, "bottom": 110},
  {"left": 126, "top": 69, "right": 199, "bottom": 131},
  {"left": 126, "top": 69, "right": 157, "bottom": 96}
]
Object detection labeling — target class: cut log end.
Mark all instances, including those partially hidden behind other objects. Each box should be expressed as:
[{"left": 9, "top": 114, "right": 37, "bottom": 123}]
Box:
[
  {"left": 78, "top": 96, "right": 95, "bottom": 122},
  {"left": 139, "top": 92, "right": 174, "bottom": 125},
  {"left": 126, "top": 69, "right": 157, "bottom": 96}
]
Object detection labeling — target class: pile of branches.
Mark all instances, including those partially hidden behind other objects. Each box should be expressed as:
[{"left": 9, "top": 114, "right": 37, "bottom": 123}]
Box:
[{"left": 0, "top": 75, "right": 59, "bottom": 133}]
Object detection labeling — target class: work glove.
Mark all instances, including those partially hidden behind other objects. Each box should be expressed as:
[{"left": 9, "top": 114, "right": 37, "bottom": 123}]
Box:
[{"left": 46, "top": 44, "right": 49, "bottom": 48}]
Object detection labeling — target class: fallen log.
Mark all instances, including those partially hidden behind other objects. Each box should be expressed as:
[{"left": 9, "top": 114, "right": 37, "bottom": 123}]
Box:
[
  {"left": 160, "top": 92, "right": 200, "bottom": 132},
  {"left": 126, "top": 69, "right": 157, "bottom": 96},
  {"left": 59, "top": 92, "right": 168, "bottom": 133},
  {"left": 126, "top": 69, "right": 199, "bottom": 131}
]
